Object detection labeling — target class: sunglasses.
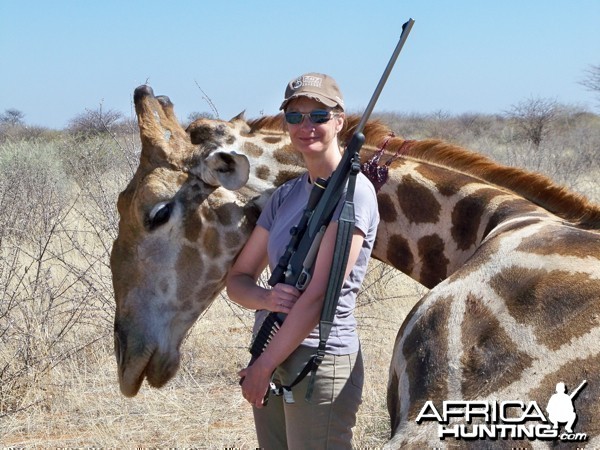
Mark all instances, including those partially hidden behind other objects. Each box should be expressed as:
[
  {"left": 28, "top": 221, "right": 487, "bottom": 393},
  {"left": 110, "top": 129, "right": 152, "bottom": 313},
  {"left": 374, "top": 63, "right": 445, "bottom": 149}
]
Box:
[{"left": 284, "top": 109, "right": 336, "bottom": 125}]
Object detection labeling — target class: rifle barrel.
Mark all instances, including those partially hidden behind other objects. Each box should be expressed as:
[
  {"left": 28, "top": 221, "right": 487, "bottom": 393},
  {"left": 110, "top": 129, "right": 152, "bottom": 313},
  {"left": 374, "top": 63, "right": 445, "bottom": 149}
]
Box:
[
  {"left": 304, "top": 18, "right": 414, "bottom": 241},
  {"left": 355, "top": 18, "right": 415, "bottom": 133}
]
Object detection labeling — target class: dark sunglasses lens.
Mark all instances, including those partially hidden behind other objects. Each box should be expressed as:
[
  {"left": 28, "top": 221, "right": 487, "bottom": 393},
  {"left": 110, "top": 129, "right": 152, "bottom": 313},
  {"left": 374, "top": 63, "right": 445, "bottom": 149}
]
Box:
[
  {"left": 285, "top": 112, "right": 303, "bottom": 124},
  {"left": 310, "top": 110, "right": 331, "bottom": 124}
]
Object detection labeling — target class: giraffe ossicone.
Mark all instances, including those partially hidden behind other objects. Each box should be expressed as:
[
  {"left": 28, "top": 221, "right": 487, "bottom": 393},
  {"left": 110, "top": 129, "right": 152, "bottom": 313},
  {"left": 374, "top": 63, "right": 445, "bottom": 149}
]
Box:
[{"left": 111, "top": 86, "right": 600, "bottom": 447}]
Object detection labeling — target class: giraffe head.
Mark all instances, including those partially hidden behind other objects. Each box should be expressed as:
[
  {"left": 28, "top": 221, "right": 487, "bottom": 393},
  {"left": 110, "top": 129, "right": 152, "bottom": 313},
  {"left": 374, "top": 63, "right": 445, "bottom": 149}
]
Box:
[{"left": 111, "top": 85, "right": 302, "bottom": 396}]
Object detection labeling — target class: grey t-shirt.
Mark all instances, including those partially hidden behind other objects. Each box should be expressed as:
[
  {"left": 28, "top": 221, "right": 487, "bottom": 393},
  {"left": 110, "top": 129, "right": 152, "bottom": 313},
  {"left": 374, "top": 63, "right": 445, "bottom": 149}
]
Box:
[{"left": 255, "top": 171, "right": 379, "bottom": 355}]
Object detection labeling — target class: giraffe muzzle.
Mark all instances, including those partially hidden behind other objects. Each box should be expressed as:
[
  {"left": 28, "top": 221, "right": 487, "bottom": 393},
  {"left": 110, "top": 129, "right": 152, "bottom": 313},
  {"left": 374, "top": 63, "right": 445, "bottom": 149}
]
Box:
[{"left": 114, "top": 320, "right": 181, "bottom": 397}]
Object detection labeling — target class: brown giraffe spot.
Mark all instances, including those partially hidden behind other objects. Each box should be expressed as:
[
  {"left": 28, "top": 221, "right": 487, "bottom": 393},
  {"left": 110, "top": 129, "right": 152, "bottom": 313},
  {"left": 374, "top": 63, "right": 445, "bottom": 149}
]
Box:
[
  {"left": 451, "top": 189, "right": 501, "bottom": 251},
  {"left": 386, "top": 370, "right": 401, "bottom": 432},
  {"left": 242, "top": 141, "right": 264, "bottom": 157},
  {"left": 202, "top": 226, "right": 221, "bottom": 258},
  {"left": 187, "top": 123, "right": 213, "bottom": 145},
  {"left": 415, "top": 164, "right": 470, "bottom": 197},
  {"left": 213, "top": 124, "right": 227, "bottom": 137},
  {"left": 417, "top": 234, "right": 449, "bottom": 288},
  {"left": 274, "top": 170, "right": 302, "bottom": 187},
  {"left": 451, "top": 196, "right": 484, "bottom": 251},
  {"left": 211, "top": 203, "right": 231, "bottom": 226},
  {"left": 386, "top": 234, "right": 414, "bottom": 275},
  {"left": 263, "top": 136, "right": 283, "bottom": 144},
  {"left": 529, "top": 352, "right": 600, "bottom": 439},
  {"left": 460, "top": 294, "right": 533, "bottom": 398},
  {"left": 516, "top": 224, "right": 600, "bottom": 259},
  {"left": 176, "top": 244, "right": 204, "bottom": 307},
  {"left": 243, "top": 201, "right": 261, "bottom": 231},
  {"left": 212, "top": 202, "right": 237, "bottom": 227},
  {"left": 184, "top": 212, "right": 203, "bottom": 242},
  {"left": 403, "top": 298, "right": 450, "bottom": 421},
  {"left": 377, "top": 192, "right": 398, "bottom": 222},
  {"left": 490, "top": 267, "right": 600, "bottom": 350},
  {"left": 397, "top": 174, "right": 440, "bottom": 224},
  {"left": 273, "top": 146, "right": 303, "bottom": 166},
  {"left": 255, "top": 165, "right": 271, "bottom": 180},
  {"left": 225, "top": 231, "right": 241, "bottom": 249}
]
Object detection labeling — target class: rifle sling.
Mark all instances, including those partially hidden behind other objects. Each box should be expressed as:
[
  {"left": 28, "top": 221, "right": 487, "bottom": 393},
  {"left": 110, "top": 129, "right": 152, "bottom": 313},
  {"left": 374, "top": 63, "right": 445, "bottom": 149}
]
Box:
[{"left": 252, "top": 159, "right": 360, "bottom": 400}]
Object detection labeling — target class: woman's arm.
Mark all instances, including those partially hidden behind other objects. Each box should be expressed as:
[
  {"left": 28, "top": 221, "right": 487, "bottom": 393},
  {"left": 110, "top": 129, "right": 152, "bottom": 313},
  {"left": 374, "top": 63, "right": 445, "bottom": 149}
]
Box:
[
  {"left": 226, "top": 225, "right": 300, "bottom": 314},
  {"left": 239, "top": 222, "right": 366, "bottom": 408}
]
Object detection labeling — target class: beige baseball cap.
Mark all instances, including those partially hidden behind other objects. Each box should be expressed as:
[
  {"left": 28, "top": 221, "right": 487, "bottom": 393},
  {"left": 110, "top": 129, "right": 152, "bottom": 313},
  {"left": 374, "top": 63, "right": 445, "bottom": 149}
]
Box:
[{"left": 280, "top": 72, "right": 345, "bottom": 111}]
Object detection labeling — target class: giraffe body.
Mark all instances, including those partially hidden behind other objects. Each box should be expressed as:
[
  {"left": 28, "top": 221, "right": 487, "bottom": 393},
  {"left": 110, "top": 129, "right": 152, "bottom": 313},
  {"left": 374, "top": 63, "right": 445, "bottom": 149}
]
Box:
[{"left": 111, "top": 86, "right": 600, "bottom": 447}]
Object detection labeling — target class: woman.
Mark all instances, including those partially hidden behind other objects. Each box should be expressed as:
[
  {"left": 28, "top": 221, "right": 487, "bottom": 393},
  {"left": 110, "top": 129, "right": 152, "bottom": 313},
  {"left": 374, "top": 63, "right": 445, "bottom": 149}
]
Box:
[{"left": 226, "top": 72, "right": 379, "bottom": 449}]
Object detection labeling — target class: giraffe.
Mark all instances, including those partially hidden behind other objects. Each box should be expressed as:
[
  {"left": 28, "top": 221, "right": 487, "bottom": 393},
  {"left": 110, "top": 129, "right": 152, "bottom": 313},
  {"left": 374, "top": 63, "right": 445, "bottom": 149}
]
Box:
[{"left": 111, "top": 85, "right": 600, "bottom": 448}]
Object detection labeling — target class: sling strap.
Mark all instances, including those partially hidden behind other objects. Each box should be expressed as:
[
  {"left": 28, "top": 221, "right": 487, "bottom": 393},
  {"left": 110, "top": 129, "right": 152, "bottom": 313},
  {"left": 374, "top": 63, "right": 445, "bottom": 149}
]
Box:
[
  {"left": 275, "top": 158, "right": 360, "bottom": 401},
  {"left": 304, "top": 158, "right": 359, "bottom": 400}
]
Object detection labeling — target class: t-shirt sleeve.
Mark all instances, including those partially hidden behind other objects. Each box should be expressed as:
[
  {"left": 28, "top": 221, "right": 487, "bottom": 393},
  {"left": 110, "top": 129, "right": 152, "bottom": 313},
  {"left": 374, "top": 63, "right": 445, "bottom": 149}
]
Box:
[
  {"left": 333, "top": 173, "right": 379, "bottom": 238},
  {"left": 256, "top": 176, "right": 301, "bottom": 232},
  {"left": 257, "top": 189, "right": 278, "bottom": 232},
  {"left": 354, "top": 174, "right": 379, "bottom": 237}
]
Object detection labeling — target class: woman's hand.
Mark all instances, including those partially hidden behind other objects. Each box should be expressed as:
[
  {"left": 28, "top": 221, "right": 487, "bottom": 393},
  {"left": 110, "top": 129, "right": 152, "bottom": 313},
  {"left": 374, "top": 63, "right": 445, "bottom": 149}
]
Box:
[
  {"left": 227, "top": 227, "right": 302, "bottom": 313},
  {"left": 265, "top": 283, "right": 300, "bottom": 314},
  {"left": 238, "top": 356, "right": 276, "bottom": 408}
]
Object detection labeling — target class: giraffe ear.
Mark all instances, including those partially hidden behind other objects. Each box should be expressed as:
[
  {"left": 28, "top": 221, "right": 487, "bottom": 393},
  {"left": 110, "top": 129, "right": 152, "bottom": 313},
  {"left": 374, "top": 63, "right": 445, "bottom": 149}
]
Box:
[
  {"left": 200, "top": 151, "right": 250, "bottom": 190},
  {"left": 230, "top": 111, "right": 246, "bottom": 122}
]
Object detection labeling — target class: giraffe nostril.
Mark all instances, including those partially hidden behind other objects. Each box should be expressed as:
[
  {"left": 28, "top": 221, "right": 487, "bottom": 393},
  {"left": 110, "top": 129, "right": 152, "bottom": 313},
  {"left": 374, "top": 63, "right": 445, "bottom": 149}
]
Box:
[
  {"left": 113, "top": 321, "right": 127, "bottom": 368},
  {"left": 114, "top": 330, "right": 124, "bottom": 367},
  {"left": 113, "top": 332, "right": 122, "bottom": 366}
]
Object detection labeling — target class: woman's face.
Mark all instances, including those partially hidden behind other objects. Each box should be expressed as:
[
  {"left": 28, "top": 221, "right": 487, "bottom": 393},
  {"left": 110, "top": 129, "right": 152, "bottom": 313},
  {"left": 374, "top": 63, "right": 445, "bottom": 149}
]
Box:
[{"left": 285, "top": 97, "right": 344, "bottom": 157}]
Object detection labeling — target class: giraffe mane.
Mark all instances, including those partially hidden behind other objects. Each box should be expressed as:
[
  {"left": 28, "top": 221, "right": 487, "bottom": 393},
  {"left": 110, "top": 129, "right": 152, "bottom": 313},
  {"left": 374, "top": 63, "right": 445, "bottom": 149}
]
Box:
[
  {"left": 400, "top": 139, "right": 600, "bottom": 230},
  {"left": 247, "top": 114, "right": 285, "bottom": 133},
  {"left": 247, "top": 114, "right": 600, "bottom": 230}
]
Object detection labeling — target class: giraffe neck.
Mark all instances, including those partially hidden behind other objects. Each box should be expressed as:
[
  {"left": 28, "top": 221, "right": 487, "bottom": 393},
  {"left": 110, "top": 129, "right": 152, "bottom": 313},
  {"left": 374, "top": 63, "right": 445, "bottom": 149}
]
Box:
[{"left": 372, "top": 157, "right": 554, "bottom": 288}]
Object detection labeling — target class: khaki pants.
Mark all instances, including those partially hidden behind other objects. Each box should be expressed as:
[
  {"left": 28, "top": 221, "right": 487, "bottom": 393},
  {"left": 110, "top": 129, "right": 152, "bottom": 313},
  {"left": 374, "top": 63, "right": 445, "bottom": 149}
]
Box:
[{"left": 253, "top": 345, "right": 364, "bottom": 450}]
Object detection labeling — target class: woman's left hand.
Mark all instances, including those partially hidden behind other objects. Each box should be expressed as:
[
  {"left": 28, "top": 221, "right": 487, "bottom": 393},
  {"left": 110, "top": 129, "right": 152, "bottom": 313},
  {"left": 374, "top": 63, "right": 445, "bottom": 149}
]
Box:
[
  {"left": 238, "top": 357, "right": 274, "bottom": 408},
  {"left": 266, "top": 283, "right": 300, "bottom": 314}
]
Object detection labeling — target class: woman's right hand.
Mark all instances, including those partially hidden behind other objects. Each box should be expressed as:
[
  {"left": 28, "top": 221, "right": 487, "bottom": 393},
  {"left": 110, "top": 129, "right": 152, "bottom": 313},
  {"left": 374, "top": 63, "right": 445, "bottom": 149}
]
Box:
[{"left": 265, "top": 283, "right": 300, "bottom": 314}]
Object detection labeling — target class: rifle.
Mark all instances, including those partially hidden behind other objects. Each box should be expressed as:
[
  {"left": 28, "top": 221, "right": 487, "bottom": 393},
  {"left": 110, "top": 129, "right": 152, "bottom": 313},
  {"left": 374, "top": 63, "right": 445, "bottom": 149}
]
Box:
[
  {"left": 243, "top": 18, "right": 415, "bottom": 402},
  {"left": 271, "top": 17, "right": 415, "bottom": 291}
]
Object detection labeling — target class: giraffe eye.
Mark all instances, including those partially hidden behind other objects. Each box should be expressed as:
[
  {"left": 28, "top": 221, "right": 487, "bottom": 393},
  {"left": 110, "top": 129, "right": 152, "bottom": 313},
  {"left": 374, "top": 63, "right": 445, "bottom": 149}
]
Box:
[{"left": 147, "top": 201, "right": 173, "bottom": 230}]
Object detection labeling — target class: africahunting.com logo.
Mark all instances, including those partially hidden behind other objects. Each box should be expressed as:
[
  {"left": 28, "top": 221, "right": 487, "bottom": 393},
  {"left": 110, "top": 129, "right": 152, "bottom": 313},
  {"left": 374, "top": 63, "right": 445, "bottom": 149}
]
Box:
[{"left": 416, "top": 380, "right": 588, "bottom": 443}]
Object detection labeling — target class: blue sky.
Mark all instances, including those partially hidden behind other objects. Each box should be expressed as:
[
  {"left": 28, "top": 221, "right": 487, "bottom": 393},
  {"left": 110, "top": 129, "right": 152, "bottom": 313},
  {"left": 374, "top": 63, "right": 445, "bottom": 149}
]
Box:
[{"left": 1, "top": 1, "right": 599, "bottom": 129}]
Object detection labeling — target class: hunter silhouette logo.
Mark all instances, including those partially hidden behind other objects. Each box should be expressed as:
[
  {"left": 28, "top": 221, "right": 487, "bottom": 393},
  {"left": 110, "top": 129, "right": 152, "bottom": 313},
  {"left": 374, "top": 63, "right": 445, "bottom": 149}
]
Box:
[
  {"left": 546, "top": 380, "right": 587, "bottom": 434},
  {"left": 416, "top": 379, "right": 589, "bottom": 442}
]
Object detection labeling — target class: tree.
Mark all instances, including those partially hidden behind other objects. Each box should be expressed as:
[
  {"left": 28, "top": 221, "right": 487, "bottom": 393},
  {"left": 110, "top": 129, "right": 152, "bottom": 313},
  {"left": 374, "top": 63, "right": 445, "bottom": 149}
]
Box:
[
  {"left": 67, "top": 105, "right": 123, "bottom": 137},
  {"left": 0, "top": 108, "right": 25, "bottom": 126},
  {"left": 580, "top": 64, "right": 600, "bottom": 108},
  {"left": 505, "top": 97, "right": 558, "bottom": 149},
  {"left": 183, "top": 111, "right": 216, "bottom": 128},
  {"left": 187, "top": 111, "right": 215, "bottom": 122}
]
